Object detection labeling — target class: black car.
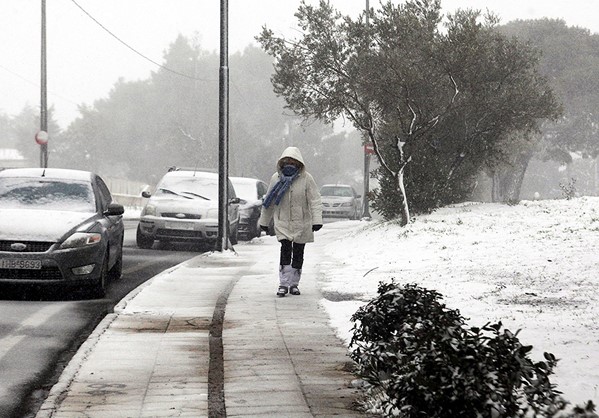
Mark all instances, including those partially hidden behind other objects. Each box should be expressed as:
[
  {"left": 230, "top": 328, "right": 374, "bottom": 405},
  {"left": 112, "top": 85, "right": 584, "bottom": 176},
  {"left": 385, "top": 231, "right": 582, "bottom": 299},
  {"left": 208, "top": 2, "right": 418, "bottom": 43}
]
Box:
[
  {"left": 230, "top": 176, "right": 274, "bottom": 239},
  {"left": 0, "top": 168, "right": 124, "bottom": 297}
]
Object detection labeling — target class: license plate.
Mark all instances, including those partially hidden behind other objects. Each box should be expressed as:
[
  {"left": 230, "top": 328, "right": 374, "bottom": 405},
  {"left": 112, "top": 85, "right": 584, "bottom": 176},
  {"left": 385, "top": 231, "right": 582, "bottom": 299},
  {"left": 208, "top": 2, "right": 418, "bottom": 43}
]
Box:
[
  {"left": 0, "top": 259, "right": 42, "bottom": 270},
  {"left": 165, "top": 221, "right": 194, "bottom": 231}
]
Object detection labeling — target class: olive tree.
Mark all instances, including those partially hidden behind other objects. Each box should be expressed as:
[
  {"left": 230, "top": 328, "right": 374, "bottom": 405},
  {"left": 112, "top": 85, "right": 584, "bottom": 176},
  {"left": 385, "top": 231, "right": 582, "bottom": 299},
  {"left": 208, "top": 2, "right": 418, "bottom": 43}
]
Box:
[{"left": 258, "top": 0, "right": 560, "bottom": 223}]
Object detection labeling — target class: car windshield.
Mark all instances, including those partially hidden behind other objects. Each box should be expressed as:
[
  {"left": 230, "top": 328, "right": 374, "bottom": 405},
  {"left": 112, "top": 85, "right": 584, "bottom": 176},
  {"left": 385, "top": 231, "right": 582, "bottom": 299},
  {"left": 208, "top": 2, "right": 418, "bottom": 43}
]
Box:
[
  {"left": 0, "top": 178, "right": 96, "bottom": 212},
  {"left": 321, "top": 186, "right": 353, "bottom": 197},
  {"left": 156, "top": 176, "right": 218, "bottom": 200}
]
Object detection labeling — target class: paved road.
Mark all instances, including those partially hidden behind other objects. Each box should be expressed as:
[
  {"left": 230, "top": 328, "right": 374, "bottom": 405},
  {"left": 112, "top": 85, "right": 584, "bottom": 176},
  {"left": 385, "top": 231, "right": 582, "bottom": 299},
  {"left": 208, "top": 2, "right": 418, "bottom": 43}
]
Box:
[
  {"left": 0, "top": 221, "right": 198, "bottom": 418},
  {"left": 34, "top": 224, "right": 365, "bottom": 417}
]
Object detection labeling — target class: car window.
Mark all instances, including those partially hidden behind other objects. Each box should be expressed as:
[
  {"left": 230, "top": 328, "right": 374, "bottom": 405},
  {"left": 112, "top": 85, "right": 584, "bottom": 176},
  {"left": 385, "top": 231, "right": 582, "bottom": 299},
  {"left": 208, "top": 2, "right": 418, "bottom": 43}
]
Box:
[
  {"left": 320, "top": 186, "right": 353, "bottom": 197},
  {"left": 0, "top": 178, "right": 96, "bottom": 212},
  {"left": 227, "top": 179, "right": 237, "bottom": 199},
  {"left": 95, "top": 177, "right": 113, "bottom": 210},
  {"left": 231, "top": 182, "right": 258, "bottom": 201},
  {"left": 257, "top": 182, "right": 268, "bottom": 199}
]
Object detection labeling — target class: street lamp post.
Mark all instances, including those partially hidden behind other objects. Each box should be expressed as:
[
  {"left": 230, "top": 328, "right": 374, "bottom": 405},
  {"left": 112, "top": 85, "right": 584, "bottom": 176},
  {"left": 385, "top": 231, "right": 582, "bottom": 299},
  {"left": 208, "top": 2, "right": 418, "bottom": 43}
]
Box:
[
  {"left": 40, "top": 0, "right": 48, "bottom": 168},
  {"left": 217, "top": 0, "right": 230, "bottom": 251},
  {"left": 362, "top": 0, "right": 371, "bottom": 218}
]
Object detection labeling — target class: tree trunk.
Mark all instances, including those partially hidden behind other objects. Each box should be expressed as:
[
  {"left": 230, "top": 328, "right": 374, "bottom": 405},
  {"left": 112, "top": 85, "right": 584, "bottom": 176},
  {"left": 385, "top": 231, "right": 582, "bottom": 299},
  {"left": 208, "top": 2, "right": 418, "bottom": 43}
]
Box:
[
  {"left": 395, "top": 168, "right": 410, "bottom": 226},
  {"left": 492, "top": 151, "right": 533, "bottom": 204}
]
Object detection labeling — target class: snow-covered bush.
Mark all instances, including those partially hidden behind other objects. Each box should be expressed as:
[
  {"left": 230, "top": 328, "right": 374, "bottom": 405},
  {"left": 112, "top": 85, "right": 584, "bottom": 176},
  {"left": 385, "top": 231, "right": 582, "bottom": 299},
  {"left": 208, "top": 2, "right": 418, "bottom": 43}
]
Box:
[{"left": 349, "top": 281, "right": 569, "bottom": 417}]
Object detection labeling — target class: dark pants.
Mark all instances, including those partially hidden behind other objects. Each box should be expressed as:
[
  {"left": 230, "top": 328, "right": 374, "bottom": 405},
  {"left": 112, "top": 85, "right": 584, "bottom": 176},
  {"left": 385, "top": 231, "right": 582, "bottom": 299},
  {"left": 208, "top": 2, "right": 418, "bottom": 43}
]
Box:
[{"left": 279, "top": 239, "right": 305, "bottom": 269}]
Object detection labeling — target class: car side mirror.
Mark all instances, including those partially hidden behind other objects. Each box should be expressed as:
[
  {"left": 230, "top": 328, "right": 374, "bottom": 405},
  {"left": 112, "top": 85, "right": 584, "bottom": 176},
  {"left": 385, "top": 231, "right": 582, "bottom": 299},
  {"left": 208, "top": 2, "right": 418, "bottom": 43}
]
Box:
[
  {"left": 229, "top": 197, "right": 241, "bottom": 204},
  {"left": 141, "top": 184, "right": 152, "bottom": 198},
  {"left": 105, "top": 203, "right": 124, "bottom": 216}
]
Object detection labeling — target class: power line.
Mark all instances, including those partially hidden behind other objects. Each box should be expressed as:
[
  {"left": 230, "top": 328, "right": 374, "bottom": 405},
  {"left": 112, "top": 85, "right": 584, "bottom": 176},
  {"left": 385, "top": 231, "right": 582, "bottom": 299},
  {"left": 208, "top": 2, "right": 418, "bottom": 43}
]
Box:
[
  {"left": 67, "top": 0, "right": 256, "bottom": 118},
  {"left": 69, "top": 0, "right": 215, "bottom": 82},
  {"left": 0, "top": 63, "right": 81, "bottom": 107}
]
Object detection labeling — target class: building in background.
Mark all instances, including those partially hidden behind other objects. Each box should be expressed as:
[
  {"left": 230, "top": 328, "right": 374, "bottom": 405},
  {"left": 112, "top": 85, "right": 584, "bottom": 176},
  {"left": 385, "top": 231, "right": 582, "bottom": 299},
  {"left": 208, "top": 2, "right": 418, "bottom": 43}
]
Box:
[{"left": 0, "top": 148, "right": 28, "bottom": 169}]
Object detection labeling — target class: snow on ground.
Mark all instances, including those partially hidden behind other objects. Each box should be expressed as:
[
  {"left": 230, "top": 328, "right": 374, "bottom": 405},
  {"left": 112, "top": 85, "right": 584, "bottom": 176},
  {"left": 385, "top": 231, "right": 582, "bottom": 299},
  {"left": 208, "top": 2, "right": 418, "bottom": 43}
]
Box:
[
  {"left": 317, "top": 197, "right": 599, "bottom": 408},
  {"left": 125, "top": 197, "right": 598, "bottom": 407}
]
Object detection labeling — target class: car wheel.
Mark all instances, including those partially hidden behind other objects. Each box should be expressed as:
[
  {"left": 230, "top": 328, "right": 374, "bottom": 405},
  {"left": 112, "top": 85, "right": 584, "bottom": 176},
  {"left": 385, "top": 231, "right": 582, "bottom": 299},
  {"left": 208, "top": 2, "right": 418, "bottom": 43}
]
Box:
[
  {"left": 157, "top": 240, "right": 173, "bottom": 250},
  {"left": 136, "top": 224, "right": 154, "bottom": 249},
  {"left": 251, "top": 219, "right": 260, "bottom": 239},
  {"left": 108, "top": 249, "right": 123, "bottom": 280},
  {"left": 108, "top": 235, "right": 124, "bottom": 280},
  {"left": 91, "top": 254, "right": 108, "bottom": 298}
]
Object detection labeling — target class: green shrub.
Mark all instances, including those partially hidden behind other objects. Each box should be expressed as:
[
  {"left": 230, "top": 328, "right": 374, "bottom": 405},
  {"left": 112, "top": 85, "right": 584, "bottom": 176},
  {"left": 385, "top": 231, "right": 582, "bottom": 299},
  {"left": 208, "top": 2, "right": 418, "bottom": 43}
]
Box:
[
  {"left": 349, "top": 281, "right": 569, "bottom": 417},
  {"left": 559, "top": 178, "right": 577, "bottom": 200}
]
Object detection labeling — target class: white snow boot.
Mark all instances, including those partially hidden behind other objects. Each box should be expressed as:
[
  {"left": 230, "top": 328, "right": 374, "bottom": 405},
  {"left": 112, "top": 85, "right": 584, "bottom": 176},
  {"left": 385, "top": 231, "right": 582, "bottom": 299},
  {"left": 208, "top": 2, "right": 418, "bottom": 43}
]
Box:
[
  {"left": 289, "top": 268, "right": 301, "bottom": 295},
  {"left": 277, "top": 265, "right": 294, "bottom": 297}
]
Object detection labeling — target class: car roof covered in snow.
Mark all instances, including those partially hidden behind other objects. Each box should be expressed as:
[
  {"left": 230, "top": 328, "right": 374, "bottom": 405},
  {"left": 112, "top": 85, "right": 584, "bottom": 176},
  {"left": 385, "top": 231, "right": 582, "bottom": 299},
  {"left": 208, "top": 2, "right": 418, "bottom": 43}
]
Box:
[
  {"left": 0, "top": 167, "right": 93, "bottom": 181},
  {"left": 163, "top": 170, "right": 218, "bottom": 179}
]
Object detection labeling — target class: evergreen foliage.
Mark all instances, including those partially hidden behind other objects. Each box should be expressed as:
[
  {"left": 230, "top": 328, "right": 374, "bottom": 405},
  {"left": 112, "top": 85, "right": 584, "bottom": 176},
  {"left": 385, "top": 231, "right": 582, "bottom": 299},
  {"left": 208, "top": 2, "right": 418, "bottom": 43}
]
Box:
[
  {"left": 350, "top": 281, "right": 574, "bottom": 417},
  {"left": 258, "top": 0, "right": 561, "bottom": 221}
]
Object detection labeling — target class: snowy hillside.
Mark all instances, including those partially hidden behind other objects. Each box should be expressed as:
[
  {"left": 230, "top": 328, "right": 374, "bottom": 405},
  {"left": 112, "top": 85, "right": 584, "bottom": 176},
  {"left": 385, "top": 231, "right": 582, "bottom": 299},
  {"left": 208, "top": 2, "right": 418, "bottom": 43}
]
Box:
[{"left": 317, "top": 197, "right": 599, "bottom": 408}]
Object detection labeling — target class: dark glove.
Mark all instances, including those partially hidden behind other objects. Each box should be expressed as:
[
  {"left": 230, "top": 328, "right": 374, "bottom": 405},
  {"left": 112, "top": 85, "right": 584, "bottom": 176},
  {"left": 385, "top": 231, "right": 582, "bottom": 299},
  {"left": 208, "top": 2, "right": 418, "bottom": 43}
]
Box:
[
  {"left": 312, "top": 224, "right": 323, "bottom": 232},
  {"left": 260, "top": 225, "right": 270, "bottom": 232}
]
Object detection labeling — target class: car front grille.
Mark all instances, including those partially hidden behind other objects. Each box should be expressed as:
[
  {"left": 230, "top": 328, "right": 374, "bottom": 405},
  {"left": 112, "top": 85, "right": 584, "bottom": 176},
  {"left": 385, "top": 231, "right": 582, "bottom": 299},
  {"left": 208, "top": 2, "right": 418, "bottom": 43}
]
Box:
[
  {"left": 161, "top": 213, "right": 202, "bottom": 219},
  {"left": 0, "top": 241, "right": 54, "bottom": 253},
  {"left": 0, "top": 266, "right": 63, "bottom": 281},
  {"left": 156, "top": 229, "right": 205, "bottom": 238}
]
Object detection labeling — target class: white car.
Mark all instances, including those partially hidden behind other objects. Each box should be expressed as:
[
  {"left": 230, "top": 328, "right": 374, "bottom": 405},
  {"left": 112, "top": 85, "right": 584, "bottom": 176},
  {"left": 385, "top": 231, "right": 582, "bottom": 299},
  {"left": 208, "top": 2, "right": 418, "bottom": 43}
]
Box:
[
  {"left": 320, "top": 184, "right": 362, "bottom": 220},
  {"left": 136, "top": 169, "right": 240, "bottom": 248}
]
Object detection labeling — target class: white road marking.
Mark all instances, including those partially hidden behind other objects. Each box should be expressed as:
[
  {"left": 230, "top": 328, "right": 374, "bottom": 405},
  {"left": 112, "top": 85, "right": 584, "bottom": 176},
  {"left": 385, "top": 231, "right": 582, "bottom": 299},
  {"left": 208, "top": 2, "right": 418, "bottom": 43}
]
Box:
[{"left": 0, "top": 303, "right": 65, "bottom": 361}]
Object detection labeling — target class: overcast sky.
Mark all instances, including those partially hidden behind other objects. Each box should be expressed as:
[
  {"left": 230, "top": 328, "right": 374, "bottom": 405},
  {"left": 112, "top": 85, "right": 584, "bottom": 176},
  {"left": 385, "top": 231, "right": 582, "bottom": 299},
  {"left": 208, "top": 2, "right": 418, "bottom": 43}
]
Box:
[{"left": 1, "top": 0, "right": 598, "bottom": 130}]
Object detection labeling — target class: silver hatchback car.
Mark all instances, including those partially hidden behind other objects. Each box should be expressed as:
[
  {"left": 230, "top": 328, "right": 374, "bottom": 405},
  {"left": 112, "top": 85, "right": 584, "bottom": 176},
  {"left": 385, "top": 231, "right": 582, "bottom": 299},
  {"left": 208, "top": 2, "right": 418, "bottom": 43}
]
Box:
[
  {"left": 320, "top": 184, "right": 362, "bottom": 220},
  {"left": 136, "top": 169, "right": 240, "bottom": 248}
]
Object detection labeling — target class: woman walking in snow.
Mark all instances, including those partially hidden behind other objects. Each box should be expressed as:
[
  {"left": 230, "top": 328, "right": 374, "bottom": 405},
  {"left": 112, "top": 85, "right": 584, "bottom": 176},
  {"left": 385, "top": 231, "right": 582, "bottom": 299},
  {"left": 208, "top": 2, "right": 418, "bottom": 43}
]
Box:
[{"left": 259, "top": 146, "right": 323, "bottom": 297}]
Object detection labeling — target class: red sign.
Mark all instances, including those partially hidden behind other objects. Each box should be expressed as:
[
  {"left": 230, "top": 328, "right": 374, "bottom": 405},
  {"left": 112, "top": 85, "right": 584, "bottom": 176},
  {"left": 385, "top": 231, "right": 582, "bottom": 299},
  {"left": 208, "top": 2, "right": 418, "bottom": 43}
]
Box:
[
  {"left": 364, "top": 142, "right": 375, "bottom": 155},
  {"left": 35, "top": 131, "right": 49, "bottom": 145}
]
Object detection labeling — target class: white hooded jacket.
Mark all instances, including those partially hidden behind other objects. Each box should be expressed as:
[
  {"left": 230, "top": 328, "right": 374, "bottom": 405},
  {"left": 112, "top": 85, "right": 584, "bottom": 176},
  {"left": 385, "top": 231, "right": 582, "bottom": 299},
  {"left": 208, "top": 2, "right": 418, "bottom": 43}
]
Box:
[{"left": 259, "top": 147, "right": 323, "bottom": 244}]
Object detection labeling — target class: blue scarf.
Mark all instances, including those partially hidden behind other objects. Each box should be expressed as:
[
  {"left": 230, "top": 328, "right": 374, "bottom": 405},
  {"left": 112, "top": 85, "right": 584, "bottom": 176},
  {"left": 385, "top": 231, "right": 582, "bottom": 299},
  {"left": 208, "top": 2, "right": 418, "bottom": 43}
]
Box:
[{"left": 263, "top": 165, "right": 300, "bottom": 208}]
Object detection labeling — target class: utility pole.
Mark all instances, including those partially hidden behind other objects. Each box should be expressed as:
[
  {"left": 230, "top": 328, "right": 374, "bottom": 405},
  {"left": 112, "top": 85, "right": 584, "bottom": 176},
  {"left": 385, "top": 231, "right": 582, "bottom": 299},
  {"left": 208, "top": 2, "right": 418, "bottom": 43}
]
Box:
[
  {"left": 40, "top": 0, "right": 48, "bottom": 168},
  {"left": 217, "top": 0, "right": 230, "bottom": 251},
  {"left": 362, "top": 0, "right": 371, "bottom": 218}
]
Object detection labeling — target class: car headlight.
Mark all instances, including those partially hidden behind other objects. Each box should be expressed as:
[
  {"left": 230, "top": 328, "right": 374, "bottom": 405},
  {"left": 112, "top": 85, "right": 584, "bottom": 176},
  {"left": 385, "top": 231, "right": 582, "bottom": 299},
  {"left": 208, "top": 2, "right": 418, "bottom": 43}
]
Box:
[
  {"left": 142, "top": 204, "right": 157, "bottom": 216},
  {"left": 341, "top": 202, "right": 353, "bottom": 207},
  {"left": 60, "top": 232, "right": 102, "bottom": 249},
  {"left": 206, "top": 208, "right": 218, "bottom": 219}
]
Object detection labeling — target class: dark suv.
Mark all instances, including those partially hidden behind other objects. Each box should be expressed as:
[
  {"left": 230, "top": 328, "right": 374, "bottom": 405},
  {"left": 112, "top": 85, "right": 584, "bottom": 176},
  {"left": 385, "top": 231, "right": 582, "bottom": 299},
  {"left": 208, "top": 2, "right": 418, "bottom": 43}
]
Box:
[{"left": 230, "top": 176, "right": 275, "bottom": 240}]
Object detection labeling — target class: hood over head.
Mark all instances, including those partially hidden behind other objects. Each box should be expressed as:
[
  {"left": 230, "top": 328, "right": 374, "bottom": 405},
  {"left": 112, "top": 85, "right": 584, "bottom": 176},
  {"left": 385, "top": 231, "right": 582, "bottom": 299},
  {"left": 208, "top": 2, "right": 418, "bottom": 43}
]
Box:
[{"left": 277, "top": 147, "right": 305, "bottom": 170}]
